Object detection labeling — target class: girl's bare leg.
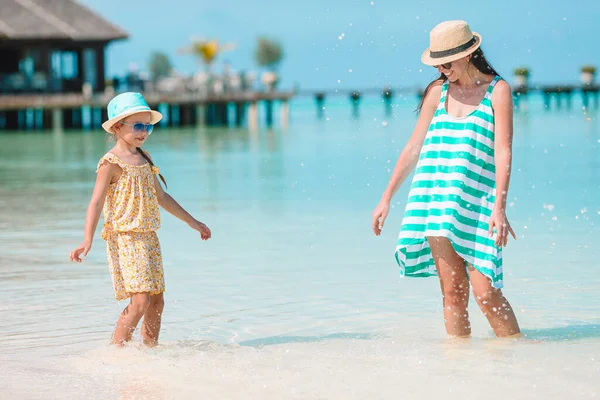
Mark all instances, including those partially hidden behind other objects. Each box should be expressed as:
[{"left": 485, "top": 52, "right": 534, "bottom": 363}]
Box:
[
  {"left": 111, "top": 292, "right": 151, "bottom": 346},
  {"left": 141, "top": 293, "right": 165, "bottom": 347}
]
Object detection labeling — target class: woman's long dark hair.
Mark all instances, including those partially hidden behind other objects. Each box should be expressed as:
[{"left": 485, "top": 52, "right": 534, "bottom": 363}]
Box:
[{"left": 416, "top": 47, "right": 500, "bottom": 113}]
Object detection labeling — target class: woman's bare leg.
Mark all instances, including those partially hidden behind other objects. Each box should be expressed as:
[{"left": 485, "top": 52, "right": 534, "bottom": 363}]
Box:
[
  {"left": 427, "top": 237, "right": 471, "bottom": 337},
  {"left": 469, "top": 266, "right": 521, "bottom": 338}
]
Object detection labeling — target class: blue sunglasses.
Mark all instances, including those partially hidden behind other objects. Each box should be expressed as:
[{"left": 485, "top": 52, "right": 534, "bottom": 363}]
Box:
[{"left": 119, "top": 121, "right": 154, "bottom": 135}]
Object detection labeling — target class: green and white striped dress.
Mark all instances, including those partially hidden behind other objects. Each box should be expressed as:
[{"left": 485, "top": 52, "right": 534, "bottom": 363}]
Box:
[{"left": 395, "top": 75, "right": 504, "bottom": 288}]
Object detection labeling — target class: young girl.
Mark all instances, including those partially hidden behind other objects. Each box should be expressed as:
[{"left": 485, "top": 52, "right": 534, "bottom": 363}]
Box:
[
  {"left": 372, "top": 21, "right": 521, "bottom": 338},
  {"left": 70, "top": 92, "right": 211, "bottom": 347}
]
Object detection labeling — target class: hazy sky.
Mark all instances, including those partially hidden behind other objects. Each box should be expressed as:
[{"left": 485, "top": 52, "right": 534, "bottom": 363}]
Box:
[{"left": 82, "top": 0, "right": 599, "bottom": 90}]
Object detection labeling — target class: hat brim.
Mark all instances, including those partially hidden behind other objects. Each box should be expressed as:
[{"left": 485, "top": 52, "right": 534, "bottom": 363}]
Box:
[
  {"left": 421, "top": 32, "right": 482, "bottom": 66},
  {"left": 102, "top": 109, "right": 163, "bottom": 134}
]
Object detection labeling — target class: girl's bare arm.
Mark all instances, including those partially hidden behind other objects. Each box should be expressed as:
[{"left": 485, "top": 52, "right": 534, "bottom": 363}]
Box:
[{"left": 70, "top": 163, "right": 118, "bottom": 262}]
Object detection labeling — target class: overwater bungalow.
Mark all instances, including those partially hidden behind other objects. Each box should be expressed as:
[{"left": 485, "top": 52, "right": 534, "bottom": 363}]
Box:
[{"left": 0, "top": 0, "right": 127, "bottom": 96}]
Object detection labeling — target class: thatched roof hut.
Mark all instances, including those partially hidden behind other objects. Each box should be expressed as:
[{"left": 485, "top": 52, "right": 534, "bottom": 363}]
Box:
[{"left": 0, "top": 0, "right": 128, "bottom": 93}]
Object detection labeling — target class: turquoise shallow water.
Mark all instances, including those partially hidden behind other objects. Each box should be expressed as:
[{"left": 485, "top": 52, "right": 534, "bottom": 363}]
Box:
[{"left": 1, "top": 95, "right": 599, "bottom": 399}]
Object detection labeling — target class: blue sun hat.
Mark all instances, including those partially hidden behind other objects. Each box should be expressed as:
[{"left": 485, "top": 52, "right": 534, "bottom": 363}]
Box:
[{"left": 101, "top": 92, "right": 162, "bottom": 134}]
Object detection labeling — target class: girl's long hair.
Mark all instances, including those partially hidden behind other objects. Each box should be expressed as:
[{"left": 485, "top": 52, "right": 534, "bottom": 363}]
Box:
[
  {"left": 415, "top": 47, "right": 500, "bottom": 113},
  {"left": 137, "top": 147, "right": 167, "bottom": 188}
]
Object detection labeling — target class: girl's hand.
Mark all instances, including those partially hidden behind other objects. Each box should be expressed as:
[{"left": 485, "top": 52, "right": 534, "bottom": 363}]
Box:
[
  {"left": 489, "top": 209, "right": 516, "bottom": 247},
  {"left": 190, "top": 220, "right": 211, "bottom": 240},
  {"left": 372, "top": 200, "right": 390, "bottom": 236},
  {"left": 70, "top": 242, "right": 92, "bottom": 263}
]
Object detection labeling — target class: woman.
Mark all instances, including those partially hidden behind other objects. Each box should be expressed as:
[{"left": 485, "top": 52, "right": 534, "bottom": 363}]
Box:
[{"left": 372, "top": 20, "right": 520, "bottom": 338}]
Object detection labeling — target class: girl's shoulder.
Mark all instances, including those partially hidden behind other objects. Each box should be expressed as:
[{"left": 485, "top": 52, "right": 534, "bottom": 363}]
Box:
[{"left": 96, "top": 152, "right": 125, "bottom": 173}]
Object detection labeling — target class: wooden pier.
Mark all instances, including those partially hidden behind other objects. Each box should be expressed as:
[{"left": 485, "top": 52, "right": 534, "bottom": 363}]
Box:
[
  {"left": 512, "top": 84, "right": 600, "bottom": 110},
  {"left": 298, "top": 82, "right": 600, "bottom": 118},
  {"left": 0, "top": 91, "right": 294, "bottom": 132}
]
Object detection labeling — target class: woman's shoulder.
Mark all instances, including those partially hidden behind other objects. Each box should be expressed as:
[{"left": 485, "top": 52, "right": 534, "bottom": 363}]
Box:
[
  {"left": 491, "top": 77, "right": 513, "bottom": 105},
  {"left": 422, "top": 80, "right": 444, "bottom": 107},
  {"left": 493, "top": 77, "right": 511, "bottom": 91}
]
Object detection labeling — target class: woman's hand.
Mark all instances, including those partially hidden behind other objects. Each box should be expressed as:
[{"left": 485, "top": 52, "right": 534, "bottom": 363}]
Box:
[
  {"left": 372, "top": 201, "right": 390, "bottom": 236},
  {"left": 489, "top": 209, "right": 516, "bottom": 247}
]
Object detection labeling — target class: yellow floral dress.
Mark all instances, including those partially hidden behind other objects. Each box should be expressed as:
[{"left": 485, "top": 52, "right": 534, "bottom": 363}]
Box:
[{"left": 97, "top": 152, "right": 164, "bottom": 301}]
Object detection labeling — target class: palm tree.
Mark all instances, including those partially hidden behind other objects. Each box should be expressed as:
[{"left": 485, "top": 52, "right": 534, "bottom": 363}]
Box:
[
  {"left": 255, "top": 37, "right": 284, "bottom": 71},
  {"left": 255, "top": 37, "right": 284, "bottom": 91},
  {"left": 178, "top": 37, "right": 236, "bottom": 72},
  {"left": 148, "top": 52, "right": 173, "bottom": 83}
]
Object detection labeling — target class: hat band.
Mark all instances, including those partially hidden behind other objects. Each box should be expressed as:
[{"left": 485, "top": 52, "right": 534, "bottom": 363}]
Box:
[
  {"left": 111, "top": 105, "right": 151, "bottom": 119},
  {"left": 429, "top": 37, "right": 477, "bottom": 59}
]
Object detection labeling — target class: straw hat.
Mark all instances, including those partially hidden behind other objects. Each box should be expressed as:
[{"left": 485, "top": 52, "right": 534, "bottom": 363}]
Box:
[
  {"left": 101, "top": 92, "right": 162, "bottom": 134},
  {"left": 421, "top": 20, "right": 482, "bottom": 66}
]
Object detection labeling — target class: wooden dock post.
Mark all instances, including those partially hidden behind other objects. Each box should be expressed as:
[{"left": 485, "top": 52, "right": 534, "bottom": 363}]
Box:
[
  {"left": 543, "top": 92, "right": 551, "bottom": 110},
  {"left": 582, "top": 85, "right": 600, "bottom": 109},
  {"left": 219, "top": 103, "right": 229, "bottom": 127},
  {"left": 34, "top": 108, "right": 43, "bottom": 130},
  {"left": 280, "top": 99, "right": 289, "bottom": 129},
  {"left": 43, "top": 109, "right": 53, "bottom": 130},
  {"left": 172, "top": 104, "right": 181, "bottom": 127},
  {"left": 8, "top": 111, "right": 17, "bottom": 129},
  {"left": 196, "top": 104, "right": 206, "bottom": 128},
  {"left": 52, "top": 108, "right": 63, "bottom": 133},
  {"left": 350, "top": 91, "right": 361, "bottom": 118},
  {"left": 235, "top": 102, "right": 245, "bottom": 127},
  {"left": 265, "top": 100, "right": 273, "bottom": 127},
  {"left": 212, "top": 103, "right": 224, "bottom": 126},
  {"left": 81, "top": 106, "right": 91, "bottom": 131},
  {"left": 180, "top": 104, "right": 192, "bottom": 126},
  {"left": 248, "top": 101, "right": 258, "bottom": 131},
  {"left": 382, "top": 87, "right": 393, "bottom": 116},
  {"left": 565, "top": 88, "right": 573, "bottom": 110},
  {"left": 206, "top": 104, "right": 217, "bottom": 126},
  {"left": 315, "top": 92, "right": 325, "bottom": 119},
  {"left": 92, "top": 107, "right": 102, "bottom": 128},
  {"left": 73, "top": 107, "right": 82, "bottom": 129}
]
